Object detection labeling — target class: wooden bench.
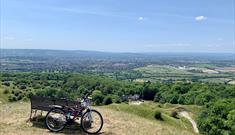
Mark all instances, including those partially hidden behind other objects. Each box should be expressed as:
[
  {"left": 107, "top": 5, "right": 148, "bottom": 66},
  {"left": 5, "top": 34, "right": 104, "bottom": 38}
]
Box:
[{"left": 29, "top": 96, "right": 80, "bottom": 121}]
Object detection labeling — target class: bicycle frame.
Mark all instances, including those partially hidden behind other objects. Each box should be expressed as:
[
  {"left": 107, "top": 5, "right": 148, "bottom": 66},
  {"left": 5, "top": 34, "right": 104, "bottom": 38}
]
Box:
[{"left": 65, "top": 96, "right": 92, "bottom": 122}]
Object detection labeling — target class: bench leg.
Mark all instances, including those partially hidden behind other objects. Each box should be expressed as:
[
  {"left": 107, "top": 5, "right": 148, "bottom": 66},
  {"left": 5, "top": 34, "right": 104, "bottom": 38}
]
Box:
[
  {"left": 33, "top": 110, "right": 37, "bottom": 118},
  {"left": 26, "top": 109, "right": 33, "bottom": 123}
]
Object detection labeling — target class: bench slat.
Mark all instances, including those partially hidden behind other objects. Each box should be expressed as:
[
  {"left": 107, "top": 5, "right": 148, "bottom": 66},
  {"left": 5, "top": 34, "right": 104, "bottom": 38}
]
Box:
[{"left": 30, "top": 96, "right": 80, "bottom": 111}]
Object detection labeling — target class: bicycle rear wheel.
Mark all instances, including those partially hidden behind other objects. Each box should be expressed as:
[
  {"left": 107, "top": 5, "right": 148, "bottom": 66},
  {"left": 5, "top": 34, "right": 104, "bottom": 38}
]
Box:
[
  {"left": 81, "top": 109, "right": 103, "bottom": 134},
  {"left": 45, "top": 108, "right": 67, "bottom": 132}
]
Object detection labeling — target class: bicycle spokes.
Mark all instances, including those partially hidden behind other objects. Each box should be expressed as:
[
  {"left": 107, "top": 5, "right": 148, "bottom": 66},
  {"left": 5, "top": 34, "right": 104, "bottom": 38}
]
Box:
[{"left": 81, "top": 110, "right": 103, "bottom": 134}]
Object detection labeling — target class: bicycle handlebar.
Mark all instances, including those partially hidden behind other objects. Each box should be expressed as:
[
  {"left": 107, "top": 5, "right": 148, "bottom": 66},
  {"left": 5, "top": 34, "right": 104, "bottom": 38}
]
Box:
[{"left": 83, "top": 89, "right": 93, "bottom": 99}]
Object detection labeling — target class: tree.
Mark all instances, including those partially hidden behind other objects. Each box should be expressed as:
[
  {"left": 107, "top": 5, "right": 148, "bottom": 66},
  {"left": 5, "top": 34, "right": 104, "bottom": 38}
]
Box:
[
  {"left": 142, "top": 85, "right": 157, "bottom": 100},
  {"left": 103, "top": 96, "right": 113, "bottom": 105},
  {"left": 91, "top": 90, "right": 104, "bottom": 105},
  {"left": 195, "top": 92, "right": 217, "bottom": 105},
  {"left": 197, "top": 99, "right": 235, "bottom": 135},
  {"left": 226, "top": 110, "right": 235, "bottom": 134}
]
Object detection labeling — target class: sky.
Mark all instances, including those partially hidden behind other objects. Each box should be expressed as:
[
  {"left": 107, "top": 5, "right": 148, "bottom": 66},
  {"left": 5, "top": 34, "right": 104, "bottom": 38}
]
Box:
[{"left": 0, "top": 0, "right": 235, "bottom": 53}]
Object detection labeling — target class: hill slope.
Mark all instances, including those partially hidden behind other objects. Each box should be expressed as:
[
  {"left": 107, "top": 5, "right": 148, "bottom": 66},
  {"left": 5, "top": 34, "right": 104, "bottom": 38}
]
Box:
[{"left": 0, "top": 102, "right": 197, "bottom": 135}]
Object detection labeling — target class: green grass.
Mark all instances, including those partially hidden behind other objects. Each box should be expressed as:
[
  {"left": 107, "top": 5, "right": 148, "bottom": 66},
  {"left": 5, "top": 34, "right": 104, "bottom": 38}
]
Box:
[
  {"left": 106, "top": 101, "right": 200, "bottom": 133},
  {"left": 0, "top": 85, "right": 10, "bottom": 103}
]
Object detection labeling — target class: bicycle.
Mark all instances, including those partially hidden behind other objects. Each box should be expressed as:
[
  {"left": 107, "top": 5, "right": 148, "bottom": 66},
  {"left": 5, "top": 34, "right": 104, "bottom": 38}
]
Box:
[{"left": 45, "top": 91, "right": 103, "bottom": 134}]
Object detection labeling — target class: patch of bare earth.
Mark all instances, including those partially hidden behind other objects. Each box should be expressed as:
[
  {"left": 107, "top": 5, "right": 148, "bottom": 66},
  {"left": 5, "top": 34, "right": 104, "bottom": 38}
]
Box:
[{"left": 178, "top": 111, "right": 199, "bottom": 134}]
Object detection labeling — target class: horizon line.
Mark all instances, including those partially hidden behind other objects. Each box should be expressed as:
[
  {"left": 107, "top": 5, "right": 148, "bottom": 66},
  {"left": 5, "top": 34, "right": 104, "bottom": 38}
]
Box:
[{"left": 1, "top": 48, "right": 235, "bottom": 54}]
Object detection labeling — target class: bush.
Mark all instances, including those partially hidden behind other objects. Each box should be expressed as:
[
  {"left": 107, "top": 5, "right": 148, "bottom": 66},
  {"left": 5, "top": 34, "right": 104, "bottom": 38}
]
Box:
[
  {"left": 14, "top": 90, "right": 20, "bottom": 97},
  {"left": 2, "top": 82, "right": 10, "bottom": 86},
  {"left": 56, "top": 90, "right": 68, "bottom": 98},
  {"left": 154, "top": 111, "right": 163, "bottom": 120},
  {"left": 112, "top": 95, "right": 121, "bottom": 103},
  {"left": 171, "top": 110, "right": 179, "bottom": 118},
  {"left": 22, "top": 97, "right": 28, "bottom": 101},
  {"left": 103, "top": 96, "right": 113, "bottom": 105},
  {"left": 142, "top": 86, "right": 157, "bottom": 100},
  {"left": 27, "top": 91, "right": 34, "bottom": 98},
  {"left": 154, "top": 93, "right": 161, "bottom": 102},
  {"left": 92, "top": 90, "right": 104, "bottom": 105},
  {"left": 8, "top": 95, "right": 17, "bottom": 102},
  {"left": 11, "top": 90, "right": 15, "bottom": 94},
  {"left": 3, "top": 89, "right": 9, "bottom": 94},
  {"left": 17, "top": 94, "right": 24, "bottom": 100},
  {"left": 18, "top": 85, "right": 27, "bottom": 90}
]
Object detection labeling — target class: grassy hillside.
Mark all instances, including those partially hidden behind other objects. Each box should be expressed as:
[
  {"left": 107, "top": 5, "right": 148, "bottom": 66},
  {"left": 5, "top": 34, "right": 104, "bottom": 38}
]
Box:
[{"left": 0, "top": 101, "right": 198, "bottom": 135}]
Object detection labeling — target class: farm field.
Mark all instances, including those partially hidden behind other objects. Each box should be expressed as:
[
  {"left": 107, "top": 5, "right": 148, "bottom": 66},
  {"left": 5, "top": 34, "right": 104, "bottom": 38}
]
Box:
[{"left": 134, "top": 64, "right": 235, "bottom": 83}]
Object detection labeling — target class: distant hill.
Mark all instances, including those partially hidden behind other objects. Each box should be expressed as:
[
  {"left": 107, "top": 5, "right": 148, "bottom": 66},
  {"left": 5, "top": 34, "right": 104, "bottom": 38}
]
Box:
[{"left": 1, "top": 49, "right": 234, "bottom": 61}]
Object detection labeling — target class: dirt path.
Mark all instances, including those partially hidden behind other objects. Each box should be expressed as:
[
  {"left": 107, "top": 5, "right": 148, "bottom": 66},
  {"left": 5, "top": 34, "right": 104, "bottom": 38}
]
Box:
[
  {"left": 129, "top": 101, "right": 143, "bottom": 105},
  {"left": 179, "top": 111, "right": 199, "bottom": 133}
]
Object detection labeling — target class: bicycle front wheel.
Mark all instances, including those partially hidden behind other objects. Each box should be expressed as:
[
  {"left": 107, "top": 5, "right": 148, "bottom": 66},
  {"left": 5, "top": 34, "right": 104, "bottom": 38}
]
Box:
[
  {"left": 45, "top": 108, "right": 67, "bottom": 132},
  {"left": 81, "top": 109, "right": 103, "bottom": 134}
]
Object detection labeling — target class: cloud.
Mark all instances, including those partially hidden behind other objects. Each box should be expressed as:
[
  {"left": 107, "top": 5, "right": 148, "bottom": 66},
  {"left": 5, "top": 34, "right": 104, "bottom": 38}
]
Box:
[
  {"left": 138, "top": 16, "right": 144, "bottom": 21},
  {"left": 52, "top": 7, "right": 135, "bottom": 20},
  {"left": 55, "top": 7, "right": 109, "bottom": 17},
  {"left": 195, "top": 16, "right": 207, "bottom": 21}
]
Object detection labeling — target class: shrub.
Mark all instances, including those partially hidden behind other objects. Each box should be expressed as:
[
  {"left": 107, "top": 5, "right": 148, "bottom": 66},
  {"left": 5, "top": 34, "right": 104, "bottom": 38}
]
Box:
[
  {"left": 27, "top": 91, "right": 34, "bottom": 98},
  {"left": 22, "top": 97, "right": 28, "bottom": 101},
  {"left": 18, "top": 85, "right": 27, "bottom": 90},
  {"left": 35, "top": 89, "right": 46, "bottom": 96},
  {"left": 56, "top": 90, "right": 68, "bottom": 98},
  {"left": 2, "top": 82, "right": 10, "bottom": 86},
  {"left": 103, "top": 96, "right": 113, "bottom": 105},
  {"left": 14, "top": 90, "right": 20, "bottom": 97},
  {"left": 3, "top": 89, "right": 9, "bottom": 94},
  {"left": 142, "top": 86, "right": 157, "bottom": 100},
  {"left": 154, "top": 111, "right": 163, "bottom": 120},
  {"left": 171, "top": 110, "right": 179, "bottom": 118},
  {"left": 8, "top": 95, "right": 17, "bottom": 102},
  {"left": 11, "top": 90, "right": 15, "bottom": 94},
  {"left": 112, "top": 95, "right": 121, "bottom": 103},
  {"left": 154, "top": 93, "right": 161, "bottom": 102},
  {"left": 17, "top": 94, "right": 24, "bottom": 100},
  {"left": 92, "top": 90, "right": 104, "bottom": 105}
]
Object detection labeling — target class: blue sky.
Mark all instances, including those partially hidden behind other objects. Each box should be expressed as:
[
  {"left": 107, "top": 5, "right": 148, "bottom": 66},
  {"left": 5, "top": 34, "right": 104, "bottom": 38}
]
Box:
[{"left": 1, "top": 0, "right": 234, "bottom": 53}]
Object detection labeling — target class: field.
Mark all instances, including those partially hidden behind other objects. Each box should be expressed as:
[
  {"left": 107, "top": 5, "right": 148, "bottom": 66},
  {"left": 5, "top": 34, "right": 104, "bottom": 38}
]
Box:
[
  {"left": 0, "top": 101, "right": 199, "bottom": 135},
  {"left": 134, "top": 64, "right": 235, "bottom": 83},
  {"left": 218, "top": 67, "right": 235, "bottom": 73}
]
